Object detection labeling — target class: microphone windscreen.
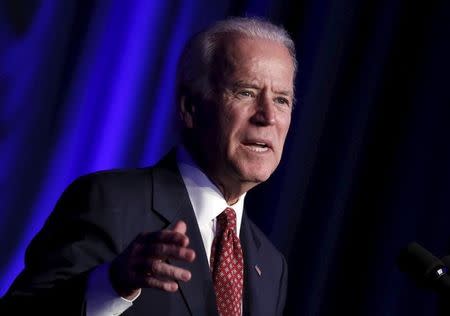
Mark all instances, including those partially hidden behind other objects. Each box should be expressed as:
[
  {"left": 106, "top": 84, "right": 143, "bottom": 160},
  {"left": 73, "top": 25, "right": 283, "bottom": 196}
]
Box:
[{"left": 397, "top": 242, "right": 446, "bottom": 286}]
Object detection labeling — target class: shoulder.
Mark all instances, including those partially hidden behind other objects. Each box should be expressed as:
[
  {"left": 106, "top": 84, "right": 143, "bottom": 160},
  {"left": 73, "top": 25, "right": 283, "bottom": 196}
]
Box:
[
  {"left": 54, "top": 168, "right": 153, "bottom": 210},
  {"left": 65, "top": 150, "right": 179, "bottom": 195},
  {"left": 246, "top": 219, "right": 280, "bottom": 252},
  {"left": 246, "top": 218, "right": 287, "bottom": 267},
  {"left": 74, "top": 166, "right": 155, "bottom": 186}
]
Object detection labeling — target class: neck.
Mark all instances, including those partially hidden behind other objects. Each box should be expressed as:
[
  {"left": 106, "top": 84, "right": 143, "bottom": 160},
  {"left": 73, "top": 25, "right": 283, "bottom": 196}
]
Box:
[
  {"left": 211, "top": 178, "right": 249, "bottom": 205},
  {"left": 182, "top": 141, "right": 256, "bottom": 205}
]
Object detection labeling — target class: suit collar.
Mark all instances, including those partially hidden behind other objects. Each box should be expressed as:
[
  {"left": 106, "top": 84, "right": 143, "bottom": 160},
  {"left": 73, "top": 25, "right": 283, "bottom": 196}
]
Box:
[
  {"left": 241, "top": 212, "right": 263, "bottom": 316},
  {"left": 151, "top": 150, "right": 189, "bottom": 222},
  {"left": 151, "top": 151, "right": 219, "bottom": 316}
]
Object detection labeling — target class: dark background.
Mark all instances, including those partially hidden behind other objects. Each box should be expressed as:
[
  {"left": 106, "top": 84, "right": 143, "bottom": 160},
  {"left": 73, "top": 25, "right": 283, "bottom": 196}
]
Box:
[{"left": 1, "top": 1, "right": 450, "bottom": 315}]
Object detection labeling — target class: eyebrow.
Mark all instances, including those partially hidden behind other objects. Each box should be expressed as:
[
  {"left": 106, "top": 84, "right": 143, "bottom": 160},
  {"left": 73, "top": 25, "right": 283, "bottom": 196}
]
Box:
[
  {"left": 232, "top": 81, "right": 259, "bottom": 90},
  {"left": 232, "top": 81, "right": 294, "bottom": 98}
]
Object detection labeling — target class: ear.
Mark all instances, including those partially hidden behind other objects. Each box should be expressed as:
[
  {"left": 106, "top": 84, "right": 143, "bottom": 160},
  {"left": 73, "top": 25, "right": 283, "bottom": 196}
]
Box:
[{"left": 179, "top": 95, "right": 196, "bottom": 129}]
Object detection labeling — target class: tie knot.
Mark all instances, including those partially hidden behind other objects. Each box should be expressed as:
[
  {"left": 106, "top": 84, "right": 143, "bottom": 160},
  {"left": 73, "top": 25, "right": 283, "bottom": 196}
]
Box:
[{"left": 217, "top": 207, "right": 237, "bottom": 233}]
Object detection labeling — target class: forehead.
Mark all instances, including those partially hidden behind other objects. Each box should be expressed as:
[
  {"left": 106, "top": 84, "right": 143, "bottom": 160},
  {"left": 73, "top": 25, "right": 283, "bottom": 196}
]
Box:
[
  {"left": 217, "top": 35, "right": 295, "bottom": 90},
  {"left": 223, "top": 34, "right": 291, "bottom": 59}
]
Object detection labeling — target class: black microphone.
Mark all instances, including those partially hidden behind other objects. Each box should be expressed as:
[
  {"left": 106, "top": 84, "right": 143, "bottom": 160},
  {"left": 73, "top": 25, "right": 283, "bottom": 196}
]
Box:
[
  {"left": 397, "top": 242, "right": 450, "bottom": 296},
  {"left": 441, "top": 255, "right": 450, "bottom": 269}
]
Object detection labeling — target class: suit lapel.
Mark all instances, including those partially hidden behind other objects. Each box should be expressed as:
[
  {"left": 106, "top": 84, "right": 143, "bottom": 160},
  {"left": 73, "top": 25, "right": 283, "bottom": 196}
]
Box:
[
  {"left": 240, "top": 212, "right": 263, "bottom": 316},
  {"left": 151, "top": 153, "right": 218, "bottom": 316}
]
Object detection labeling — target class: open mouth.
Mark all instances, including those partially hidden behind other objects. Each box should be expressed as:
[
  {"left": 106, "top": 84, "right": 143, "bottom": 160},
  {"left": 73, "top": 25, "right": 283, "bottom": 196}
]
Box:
[{"left": 243, "top": 142, "right": 271, "bottom": 153}]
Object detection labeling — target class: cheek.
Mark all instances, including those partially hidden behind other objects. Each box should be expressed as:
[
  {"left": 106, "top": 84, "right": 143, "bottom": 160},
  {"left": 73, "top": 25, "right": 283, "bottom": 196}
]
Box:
[
  {"left": 220, "top": 109, "right": 246, "bottom": 146},
  {"left": 279, "top": 116, "right": 291, "bottom": 142},
  {"left": 206, "top": 117, "right": 238, "bottom": 158}
]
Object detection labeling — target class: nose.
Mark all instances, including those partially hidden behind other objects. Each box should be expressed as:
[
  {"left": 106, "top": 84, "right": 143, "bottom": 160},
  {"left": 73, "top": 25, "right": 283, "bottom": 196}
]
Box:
[{"left": 251, "top": 94, "right": 276, "bottom": 126}]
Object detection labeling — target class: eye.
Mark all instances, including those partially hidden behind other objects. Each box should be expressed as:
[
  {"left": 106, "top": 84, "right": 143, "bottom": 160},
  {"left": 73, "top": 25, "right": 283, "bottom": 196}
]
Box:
[
  {"left": 237, "top": 90, "right": 255, "bottom": 98},
  {"left": 274, "top": 96, "right": 291, "bottom": 107}
]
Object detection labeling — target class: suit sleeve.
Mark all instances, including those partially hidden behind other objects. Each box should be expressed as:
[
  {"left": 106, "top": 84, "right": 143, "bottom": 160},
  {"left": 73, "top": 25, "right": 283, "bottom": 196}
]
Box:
[{"left": 1, "top": 175, "right": 123, "bottom": 316}]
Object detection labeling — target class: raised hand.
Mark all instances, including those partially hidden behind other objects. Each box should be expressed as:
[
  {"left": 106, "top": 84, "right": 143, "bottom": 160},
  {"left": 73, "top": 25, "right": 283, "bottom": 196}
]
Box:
[{"left": 109, "top": 220, "right": 196, "bottom": 299}]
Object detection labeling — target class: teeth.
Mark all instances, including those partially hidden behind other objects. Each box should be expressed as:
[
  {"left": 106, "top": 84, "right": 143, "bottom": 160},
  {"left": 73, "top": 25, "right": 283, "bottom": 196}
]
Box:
[{"left": 246, "top": 144, "right": 269, "bottom": 152}]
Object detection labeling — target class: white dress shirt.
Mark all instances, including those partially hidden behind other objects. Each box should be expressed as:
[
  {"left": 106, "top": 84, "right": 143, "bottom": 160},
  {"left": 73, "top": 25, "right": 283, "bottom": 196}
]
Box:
[
  {"left": 177, "top": 146, "right": 245, "bottom": 263},
  {"left": 85, "top": 146, "right": 245, "bottom": 315}
]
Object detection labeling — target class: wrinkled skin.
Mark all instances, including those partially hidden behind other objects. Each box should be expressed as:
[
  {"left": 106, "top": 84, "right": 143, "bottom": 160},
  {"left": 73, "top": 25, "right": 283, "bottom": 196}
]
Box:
[{"left": 110, "top": 34, "right": 294, "bottom": 298}]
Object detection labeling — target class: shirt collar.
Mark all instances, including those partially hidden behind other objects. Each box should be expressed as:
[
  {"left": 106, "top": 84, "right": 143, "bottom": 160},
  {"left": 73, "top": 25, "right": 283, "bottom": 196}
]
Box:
[{"left": 176, "top": 146, "right": 245, "bottom": 233}]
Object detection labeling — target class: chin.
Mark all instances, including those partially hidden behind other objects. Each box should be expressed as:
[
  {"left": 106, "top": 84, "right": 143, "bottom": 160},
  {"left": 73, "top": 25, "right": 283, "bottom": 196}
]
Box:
[
  {"left": 235, "top": 163, "right": 276, "bottom": 184},
  {"left": 228, "top": 149, "right": 280, "bottom": 184}
]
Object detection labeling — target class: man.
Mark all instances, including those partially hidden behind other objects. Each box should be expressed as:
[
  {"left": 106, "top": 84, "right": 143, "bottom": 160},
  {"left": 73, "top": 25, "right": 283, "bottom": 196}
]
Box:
[{"left": 2, "top": 16, "right": 296, "bottom": 315}]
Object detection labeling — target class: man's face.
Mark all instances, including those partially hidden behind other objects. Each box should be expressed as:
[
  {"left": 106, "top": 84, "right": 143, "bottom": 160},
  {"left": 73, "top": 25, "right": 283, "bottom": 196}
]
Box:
[{"left": 187, "top": 35, "right": 294, "bottom": 194}]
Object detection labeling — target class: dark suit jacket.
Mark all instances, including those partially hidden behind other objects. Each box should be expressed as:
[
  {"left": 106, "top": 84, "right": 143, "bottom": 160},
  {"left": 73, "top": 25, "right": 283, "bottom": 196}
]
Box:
[{"left": 2, "top": 152, "right": 287, "bottom": 315}]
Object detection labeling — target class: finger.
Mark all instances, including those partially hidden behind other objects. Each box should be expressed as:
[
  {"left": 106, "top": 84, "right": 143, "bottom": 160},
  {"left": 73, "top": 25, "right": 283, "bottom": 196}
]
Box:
[
  {"left": 144, "top": 243, "right": 196, "bottom": 262},
  {"left": 172, "top": 220, "right": 187, "bottom": 235},
  {"left": 141, "top": 275, "right": 179, "bottom": 292},
  {"left": 150, "top": 260, "right": 192, "bottom": 282},
  {"left": 141, "top": 230, "right": 189, "bottom": 248}
]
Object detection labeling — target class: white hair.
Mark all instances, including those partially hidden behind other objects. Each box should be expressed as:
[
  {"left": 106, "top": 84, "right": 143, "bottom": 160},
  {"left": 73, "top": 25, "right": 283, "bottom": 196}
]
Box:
[{"left": 176, "top": 17, "right": 297, "bottom": 103}]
